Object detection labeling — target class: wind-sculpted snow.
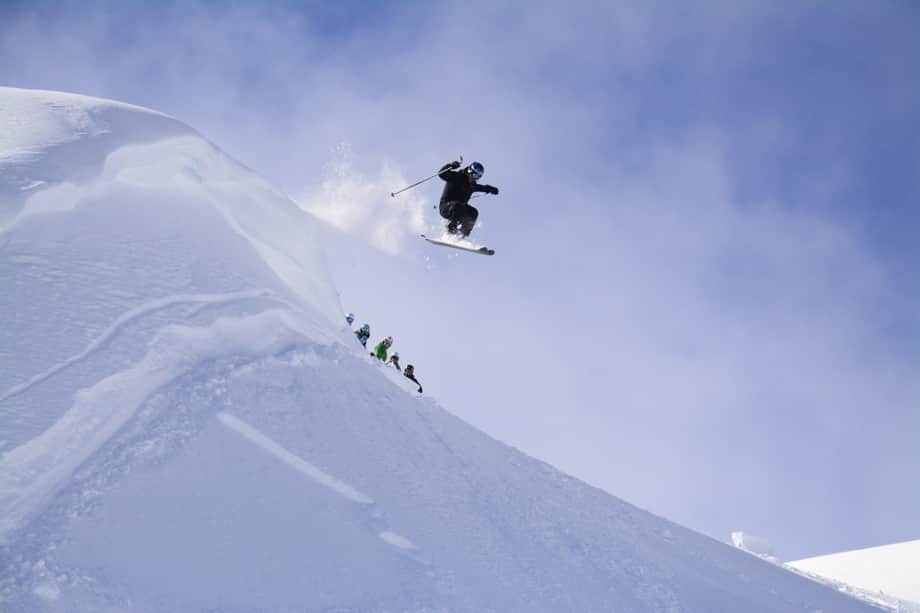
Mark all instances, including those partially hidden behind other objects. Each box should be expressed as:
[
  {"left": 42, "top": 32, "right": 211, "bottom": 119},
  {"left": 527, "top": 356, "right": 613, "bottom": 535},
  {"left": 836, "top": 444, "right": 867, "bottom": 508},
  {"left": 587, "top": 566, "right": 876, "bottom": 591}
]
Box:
[
  {"left": 0, "top": 88, "right": 883, "bottom": 612},
  {"left": 0, "top": 290, "right": 277, "bottom": 403},
  {"left": 0, "top": 87, "right": 189, "bottom": 229},
  {"left": 0, "top": 88, "right": 339, "bottom": 447},
  {"left": 0, "top": 308, "right": 317, "bottom": 542}
]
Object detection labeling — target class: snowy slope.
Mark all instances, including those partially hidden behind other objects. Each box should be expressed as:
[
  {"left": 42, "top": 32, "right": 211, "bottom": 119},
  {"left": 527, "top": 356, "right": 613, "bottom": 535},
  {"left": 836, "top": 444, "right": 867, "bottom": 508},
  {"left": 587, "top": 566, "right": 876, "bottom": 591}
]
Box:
[
  {"left": 0, "top": 87, "right": 884, "bottom": 612},
  {"left": 789, "top": 540, "right": 920, "bottom": 606}
]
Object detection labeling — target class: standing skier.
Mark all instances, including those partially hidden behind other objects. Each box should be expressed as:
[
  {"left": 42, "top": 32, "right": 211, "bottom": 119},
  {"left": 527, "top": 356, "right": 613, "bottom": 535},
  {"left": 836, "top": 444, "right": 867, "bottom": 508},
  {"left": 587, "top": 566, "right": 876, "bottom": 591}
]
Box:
[
  {"left": 372, "top": 336, "right": 393, "bottom": 361},
  {"left": 437, "top": 160, "right": 499, "bottom": 238},
  {"left": 387, "top": 351, "right": 402, "bottom": 372},
  {"left": 404, "top": 364, "right": 423, "bottom": 394},
  {"left": 356, "top": 323, "right": 371, "bottom": 347}
]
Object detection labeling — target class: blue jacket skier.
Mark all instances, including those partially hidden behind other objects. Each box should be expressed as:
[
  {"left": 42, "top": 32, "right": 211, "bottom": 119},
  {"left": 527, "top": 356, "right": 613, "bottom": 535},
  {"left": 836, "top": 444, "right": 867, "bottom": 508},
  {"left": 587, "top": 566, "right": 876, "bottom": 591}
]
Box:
[
  {"left": 356, "top": 323, "right": 371, "bottom": 347},
  {"left": 437, "top": 161, "right": 499, "bottom": 238}
]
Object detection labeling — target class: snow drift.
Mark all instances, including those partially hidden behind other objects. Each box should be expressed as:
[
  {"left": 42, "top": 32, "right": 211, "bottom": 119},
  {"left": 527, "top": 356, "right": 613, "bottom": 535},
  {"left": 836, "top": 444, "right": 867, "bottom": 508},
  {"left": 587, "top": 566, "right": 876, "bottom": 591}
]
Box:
[
  {"left": 789, "top": 540, "right": 920, "bottom": 607},
  {"left": 0, "top": 87, "right": 883, "bottom": 612},
  {"left": 731, "top": 531, "right": 778, "bottom": 562}
]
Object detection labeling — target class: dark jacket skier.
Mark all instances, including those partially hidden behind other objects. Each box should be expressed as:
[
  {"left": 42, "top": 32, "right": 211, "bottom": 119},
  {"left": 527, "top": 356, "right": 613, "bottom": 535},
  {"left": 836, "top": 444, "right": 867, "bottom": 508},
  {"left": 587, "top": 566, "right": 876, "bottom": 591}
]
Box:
[
  {"left": 404, "top": 364, "right": 423, "bottom": 394},
  {"left": 438, "top": 160, "right": 499, "bottom": 238},
  {"left": 355, "top": 323, "right": 371, "bottom": 347}
]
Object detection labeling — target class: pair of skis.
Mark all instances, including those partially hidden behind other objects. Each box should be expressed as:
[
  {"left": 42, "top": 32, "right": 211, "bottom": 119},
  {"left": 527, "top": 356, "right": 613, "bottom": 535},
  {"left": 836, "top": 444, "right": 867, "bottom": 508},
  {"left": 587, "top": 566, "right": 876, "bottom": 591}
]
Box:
[{"left": 420, "top": 234, "right": 494, "bottom": 256}]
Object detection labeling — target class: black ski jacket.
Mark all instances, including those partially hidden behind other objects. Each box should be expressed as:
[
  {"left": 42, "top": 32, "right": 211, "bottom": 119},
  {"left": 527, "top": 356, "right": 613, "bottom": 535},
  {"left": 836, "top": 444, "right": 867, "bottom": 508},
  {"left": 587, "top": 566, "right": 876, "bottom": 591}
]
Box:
[
  {"left": 405, "top": 373, "right": 423, "bottom": 394},
  {"left": 438, "top": 163, "right": 496, "bottom": 204}
]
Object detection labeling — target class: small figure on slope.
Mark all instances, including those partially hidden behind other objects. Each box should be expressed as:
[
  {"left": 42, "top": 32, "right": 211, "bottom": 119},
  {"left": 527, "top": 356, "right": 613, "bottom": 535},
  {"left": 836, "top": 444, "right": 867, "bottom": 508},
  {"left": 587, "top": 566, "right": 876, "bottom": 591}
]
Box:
[
  {"left": 387, "top": 351, "right": 402, "bottom": 372},
  {"left": 345, "top": 312, "right": 355, "bottom": 327},
  {"left": 437, "top": 160, "right": 499, "bottom": 238},
  {"left": 371, "top": 336, "right": 393, "bottom": 361},
  {"left": 404, "top": 364, "right": 423, "bottom": 394},
  {"left": 356, "top": 323, "right": 371, "bottom": 347}
]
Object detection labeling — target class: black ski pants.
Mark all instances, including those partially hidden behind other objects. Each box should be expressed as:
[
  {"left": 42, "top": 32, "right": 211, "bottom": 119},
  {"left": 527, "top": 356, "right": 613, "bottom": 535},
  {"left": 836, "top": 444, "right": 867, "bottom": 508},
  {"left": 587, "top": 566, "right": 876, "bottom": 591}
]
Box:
[{"left": 439, "top": 200, "right": 478, "bottom": 237}]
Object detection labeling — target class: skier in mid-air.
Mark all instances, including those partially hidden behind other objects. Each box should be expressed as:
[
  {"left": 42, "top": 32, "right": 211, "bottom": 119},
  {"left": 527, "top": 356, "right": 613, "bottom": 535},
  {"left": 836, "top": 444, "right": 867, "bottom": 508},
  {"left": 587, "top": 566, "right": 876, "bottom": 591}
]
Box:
[{"left": 437, "top": 160, "right": 499, "bottom": 238}]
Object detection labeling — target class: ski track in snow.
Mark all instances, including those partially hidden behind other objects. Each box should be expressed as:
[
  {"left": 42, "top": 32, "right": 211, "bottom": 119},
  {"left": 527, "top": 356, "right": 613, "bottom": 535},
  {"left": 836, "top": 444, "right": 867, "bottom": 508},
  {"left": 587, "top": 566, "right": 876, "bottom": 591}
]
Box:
[
  {"left": 217, "top": 411, "right": 421, "bottom": 554},
  {"left": 379, "top": 531, "right": 419, "bottom": 551},
  {"left": 0, "top": 308, "right": 313, "bottom": 543},
  {"left": 217, "top": 412, "right": 373, "bottom": 505},
  {"left": 0, "top": 289, "right": 276, "bottom": 403}
]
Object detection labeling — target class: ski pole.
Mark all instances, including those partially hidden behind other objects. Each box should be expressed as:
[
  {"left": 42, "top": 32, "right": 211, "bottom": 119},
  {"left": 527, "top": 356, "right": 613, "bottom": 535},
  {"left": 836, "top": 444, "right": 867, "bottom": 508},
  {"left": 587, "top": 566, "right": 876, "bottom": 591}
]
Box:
[
  {"left": 391, "top": 156, "right": 462, "bottom": 197},
  {"left": 390, "top": 172, "right": 441, "bottom": 198}
]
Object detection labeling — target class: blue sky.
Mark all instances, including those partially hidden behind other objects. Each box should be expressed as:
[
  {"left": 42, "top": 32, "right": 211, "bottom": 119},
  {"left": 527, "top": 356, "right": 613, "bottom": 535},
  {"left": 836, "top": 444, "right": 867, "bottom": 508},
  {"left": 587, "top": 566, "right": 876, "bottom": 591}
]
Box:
[{"left": 2, "top": 0, "right": 918, "bottom": 560}]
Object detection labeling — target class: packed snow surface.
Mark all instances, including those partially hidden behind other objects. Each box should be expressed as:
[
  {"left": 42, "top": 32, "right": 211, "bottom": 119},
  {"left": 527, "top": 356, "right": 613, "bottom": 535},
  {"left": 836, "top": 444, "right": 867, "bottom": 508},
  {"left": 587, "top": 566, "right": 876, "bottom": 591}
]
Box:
[
  {"left": 0, "top": 87, "right": 883, "bottom": 612},
  {"left": 789, "top": 540, "right": 920, "bottom": 606}
]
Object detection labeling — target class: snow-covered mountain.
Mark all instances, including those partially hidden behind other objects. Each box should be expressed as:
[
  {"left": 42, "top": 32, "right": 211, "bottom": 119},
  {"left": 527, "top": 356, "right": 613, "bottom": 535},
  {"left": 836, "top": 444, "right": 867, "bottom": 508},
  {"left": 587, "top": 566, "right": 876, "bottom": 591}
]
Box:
[
  {"left": 789, "top": 540, "right": 920, "bottom": 609},
  {"left": 0, "top": 87, "right": 884, "bottom": 612}
]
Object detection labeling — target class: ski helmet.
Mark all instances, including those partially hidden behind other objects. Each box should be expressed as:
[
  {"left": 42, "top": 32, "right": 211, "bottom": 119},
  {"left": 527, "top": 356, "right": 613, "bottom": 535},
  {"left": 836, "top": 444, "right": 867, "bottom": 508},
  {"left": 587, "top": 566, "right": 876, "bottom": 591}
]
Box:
[
  {"left": 467, "top": 161, "right": 484, "bottom": 180},
  {"left": 384, "top": 336, "right": 393, "bottom": 346},
  {"left": 392, "top": 352, "right": 399, "bottom": 359},
  {"left": 345, "top": 312, "right": 355, "bottom": 325},
  {"left": 360, "top": 323, "right": 370, "bottom": 332}
]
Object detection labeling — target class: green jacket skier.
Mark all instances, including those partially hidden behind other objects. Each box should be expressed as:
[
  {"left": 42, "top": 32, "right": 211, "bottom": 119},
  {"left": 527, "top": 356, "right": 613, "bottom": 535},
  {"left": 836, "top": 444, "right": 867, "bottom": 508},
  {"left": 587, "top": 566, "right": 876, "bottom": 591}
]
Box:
[{"left": 371, "top": 336, "right": 393, "bottom": 361}]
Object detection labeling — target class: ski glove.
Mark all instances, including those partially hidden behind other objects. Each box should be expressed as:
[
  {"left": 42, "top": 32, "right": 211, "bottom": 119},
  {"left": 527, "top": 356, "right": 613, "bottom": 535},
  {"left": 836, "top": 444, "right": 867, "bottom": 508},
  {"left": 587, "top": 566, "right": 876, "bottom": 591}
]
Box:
[
  {"left": 485, "top": 185, "right": 499, "bottom": 195},
  {"left": 449, "top": 160, "right": 461, "bottom": 169}
]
